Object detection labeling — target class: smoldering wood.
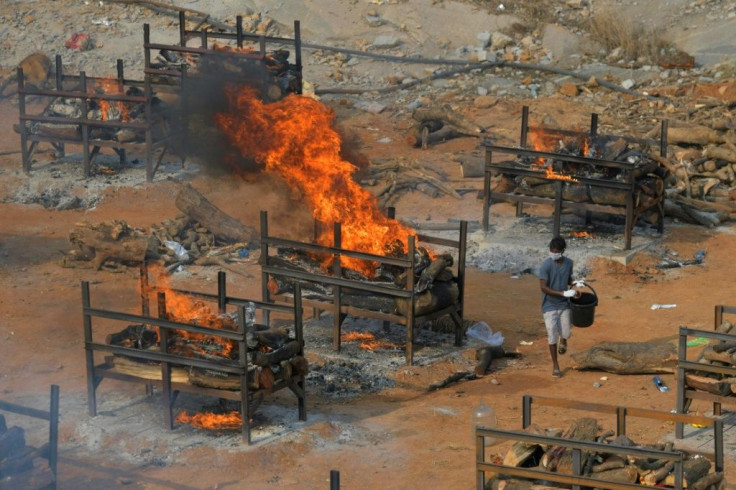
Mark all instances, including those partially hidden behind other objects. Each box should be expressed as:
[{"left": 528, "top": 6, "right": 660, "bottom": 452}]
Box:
[
  {"left": 175, "top": 184, "right": 257, "bottom": 245},
  {"left": 641, "top": 460, "right": 675, "bottom": 485},
  {"left": 570, "top": 341, "right": 678, "bottom": 374},
  {"left": 250, "top": 340, "right": 301, "bottom": 367},
  {"left": 394, "top": 280, "right": 459, "bottom": 316},
  {"left": 415, "top": 253, "right": 454, "bottom": 293}
]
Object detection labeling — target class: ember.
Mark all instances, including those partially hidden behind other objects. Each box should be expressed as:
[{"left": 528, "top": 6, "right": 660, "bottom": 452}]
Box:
[
  {"left": 176, "top": 410, "right": 243, "bottom": 431},
  {"left": 341, "top": 331, "right": 402, "bottom": 351}
]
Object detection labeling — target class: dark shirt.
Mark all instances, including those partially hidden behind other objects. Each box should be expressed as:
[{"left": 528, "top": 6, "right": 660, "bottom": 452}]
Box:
[{"left": 539, "top": 256, "right": 573, "bottom": 312}]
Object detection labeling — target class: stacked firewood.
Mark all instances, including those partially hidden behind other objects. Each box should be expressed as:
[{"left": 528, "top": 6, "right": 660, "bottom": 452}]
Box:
[
  {"left": 107, "top": 317, "right": 307, "bottom": 398},
  {"left": 0, "top": 415, "right": 55, "bottom": 489},
  {"left": 491, "top": 417, "right": 725, "bottom": 489},
  {"left": 685, "top": 320, "right": 736, "bottom": 397},
  {"left": 651, "top": 112, "right": 736, "bottom": 227}
]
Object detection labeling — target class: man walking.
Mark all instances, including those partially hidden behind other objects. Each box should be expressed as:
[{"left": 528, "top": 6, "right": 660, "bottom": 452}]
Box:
[{"left": 539, "top": 236, "right": 578, "bottom": 377}]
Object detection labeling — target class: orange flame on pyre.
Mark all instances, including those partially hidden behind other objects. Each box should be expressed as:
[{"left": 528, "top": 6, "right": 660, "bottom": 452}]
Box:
[
  {"left": 571, "top": 230, "right": 596, "bottom": 239},
  {"left": 215, "top": 86, "right": 417, "bottom": 276},
  {"left": 148, "top": 267, "right": 236, "bottom": 359},
  {"left": 341, "top": 331, "right": 402, "bottom": 351},
  {"left": 176, "top": 410, "right": 243, "bottom": 430},
  {"left": 527, "top": 126, "right": 579, "bottom": 182},
  {"left": 92, "top": 77, "right": 130, "bottom": 122}
]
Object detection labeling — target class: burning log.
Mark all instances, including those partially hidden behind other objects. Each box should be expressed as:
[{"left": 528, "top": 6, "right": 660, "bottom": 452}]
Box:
[
  {"left": 570, "top": 341, "right": 678, "bottom": 374},
  {"left": 175, "top": 184, "right": 257, "bottom": 245}
]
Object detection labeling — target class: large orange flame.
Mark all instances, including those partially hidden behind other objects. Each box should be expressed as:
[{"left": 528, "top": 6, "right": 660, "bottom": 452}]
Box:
[
  {"left": 147, "top": 266, "right": 235, "bottom": 358},
  {"left": 215, "top": 86, "right": 416, "bottom": 275}
]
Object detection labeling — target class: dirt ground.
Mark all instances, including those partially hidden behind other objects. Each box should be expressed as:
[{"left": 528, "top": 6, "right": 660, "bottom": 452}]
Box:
[{"left": 2, "top": 1, "right": 736, "bottom": 489}]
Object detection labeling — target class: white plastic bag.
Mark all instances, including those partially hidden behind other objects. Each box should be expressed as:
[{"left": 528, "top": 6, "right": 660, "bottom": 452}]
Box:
[
  {"left": 466, "top": 321, "right": 504, "bottom": 346},
  {"left": 164, "top": 240, "right": 190, "bottom": 262}
]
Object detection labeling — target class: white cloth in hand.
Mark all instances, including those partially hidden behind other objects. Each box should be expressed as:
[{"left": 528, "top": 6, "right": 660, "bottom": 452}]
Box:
[
  {"left": 563, "top": 289, "right": 577, "bottom": 298},
  {"left": 573, "top": 279, "right": 585, "bottom": 288}
]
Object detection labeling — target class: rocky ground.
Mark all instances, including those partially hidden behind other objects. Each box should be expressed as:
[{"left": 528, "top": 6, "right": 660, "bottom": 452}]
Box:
[{"left": 1, "top": 1, "right": 736, "bottom": 489}]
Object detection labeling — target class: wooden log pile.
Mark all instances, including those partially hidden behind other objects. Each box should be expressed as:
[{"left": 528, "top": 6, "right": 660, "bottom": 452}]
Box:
[
  {"left": 648, "top": 113, "right": 736, "bottom": 227},
  {"left": 107, "top": 315, "right": 307, "bottom": 393},
  {"left": 685, "top": 320, "right": 736, "bottom": 396},
  {"left": 0, "top": 415, "right": 55, "bottom": 489},
  {"left": 60, "top": 185, "right": 257, "bottom": 271},
  {"left": 490, "top": 417, "right": 725, "bottom": 489}
]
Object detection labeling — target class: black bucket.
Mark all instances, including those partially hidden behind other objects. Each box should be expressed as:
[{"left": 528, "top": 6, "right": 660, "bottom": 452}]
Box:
[{"left": 569, "top": 284, "right": 598, "bottom": 328}]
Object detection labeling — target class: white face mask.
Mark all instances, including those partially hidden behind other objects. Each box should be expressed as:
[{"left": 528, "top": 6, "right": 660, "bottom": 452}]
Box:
[{"left": 549, "top": 252, "right": 563, "bottom": 260}]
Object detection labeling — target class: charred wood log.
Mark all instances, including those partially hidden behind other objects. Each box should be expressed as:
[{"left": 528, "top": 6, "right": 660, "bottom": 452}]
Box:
[
  {"left": 250, "top": 340, "right": 301, "bottom": 367},
  {"left": 570, "top": 341, "right": 678, "bottom": 374},
  {"left": 175, "top": 184, "right": 257, "bottom": 245}
]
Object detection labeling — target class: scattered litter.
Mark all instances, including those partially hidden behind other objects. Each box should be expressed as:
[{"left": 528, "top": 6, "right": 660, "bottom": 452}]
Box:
[
  {"left": 600, "top": 376, "right": 608, "bottom": 381},
  {"left": 237, "top": 248, "right": 250, "bottom": 258},
  {"left": 593, "top": 382, "right": 602, "bottom": 388},
  {"left": 164, "top": 240, "right": 189, "bottom": 262},
  {"left": 433, "top": 407, "right": 458, "bottom": 417},
  {"left": 467, "top": 322, "right": 504, "bottom": 346},
  {"left": 651, "top": 304, "right": 677, "bottom": 310},
  {"left": 65, "top": 33, "right": 94, "bottom": 51},
  {"left": 653, "top": 376, "right": 669, "bottom": 392},
  {"left": 519, "top": 341, "right": 533, "bottom": 346},
  {"left": 686, "top": 337, "right": 708, "bottom": 347},
  {"left": 510, "top": 274, "right": 519, "bottom": 279}
]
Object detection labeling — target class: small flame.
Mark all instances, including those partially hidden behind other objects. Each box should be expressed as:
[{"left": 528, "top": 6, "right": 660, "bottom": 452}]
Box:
[
  {"left": 571, "top": 231, "right": 596, "bottom": 239},
  {"left": 341, "top": 331, "right": 402, "bottom": 351},
  {"left": 528, "top": 126, "right": 578, "bottom": 182},
  {"left": 176, "top": 410, "right": 242, "bottom": 430},
  {"left": 92, "top": 77, "right": 130, "bottom": 122}
]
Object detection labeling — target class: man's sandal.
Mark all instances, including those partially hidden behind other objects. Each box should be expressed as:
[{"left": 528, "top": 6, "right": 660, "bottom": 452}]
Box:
[
  {"left": 557, "top": 339, "right": 567, "bottom": 355},
  {"left": 552, "top": 369, "right": 562, "bottom": 378}
]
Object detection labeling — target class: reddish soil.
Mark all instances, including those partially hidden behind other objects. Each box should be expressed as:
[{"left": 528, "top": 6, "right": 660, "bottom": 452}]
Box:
[{"left": 1, "top": 88, "right": 734, "bottom": 490}]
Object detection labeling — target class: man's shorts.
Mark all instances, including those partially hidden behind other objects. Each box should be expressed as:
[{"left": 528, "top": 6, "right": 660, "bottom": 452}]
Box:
[{"left": 543, "top": 308, "right": 572, "bottom": 345}]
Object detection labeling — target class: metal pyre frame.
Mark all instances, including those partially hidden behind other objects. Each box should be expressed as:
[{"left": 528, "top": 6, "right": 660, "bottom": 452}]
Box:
[
  {"left": 82, "top": 267, "right": 305, "bottom": 444},
  {"left": 259, "top": 210, "right": 468, "bottom": 366},
  {"left": 0, "top": 385, "right": 59, "bottom": 489},
  {"left": 481, "top": 106, "right": 669, "bottom": 250},
  {"left": 17, "top": 55, "right": 175, "bottom": 182},
  {"left": 676, "top": 304, "right": 736, "bottom": 439},
  {"left": 476, "top": 395, "right": 724, "bottom": 490}
]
